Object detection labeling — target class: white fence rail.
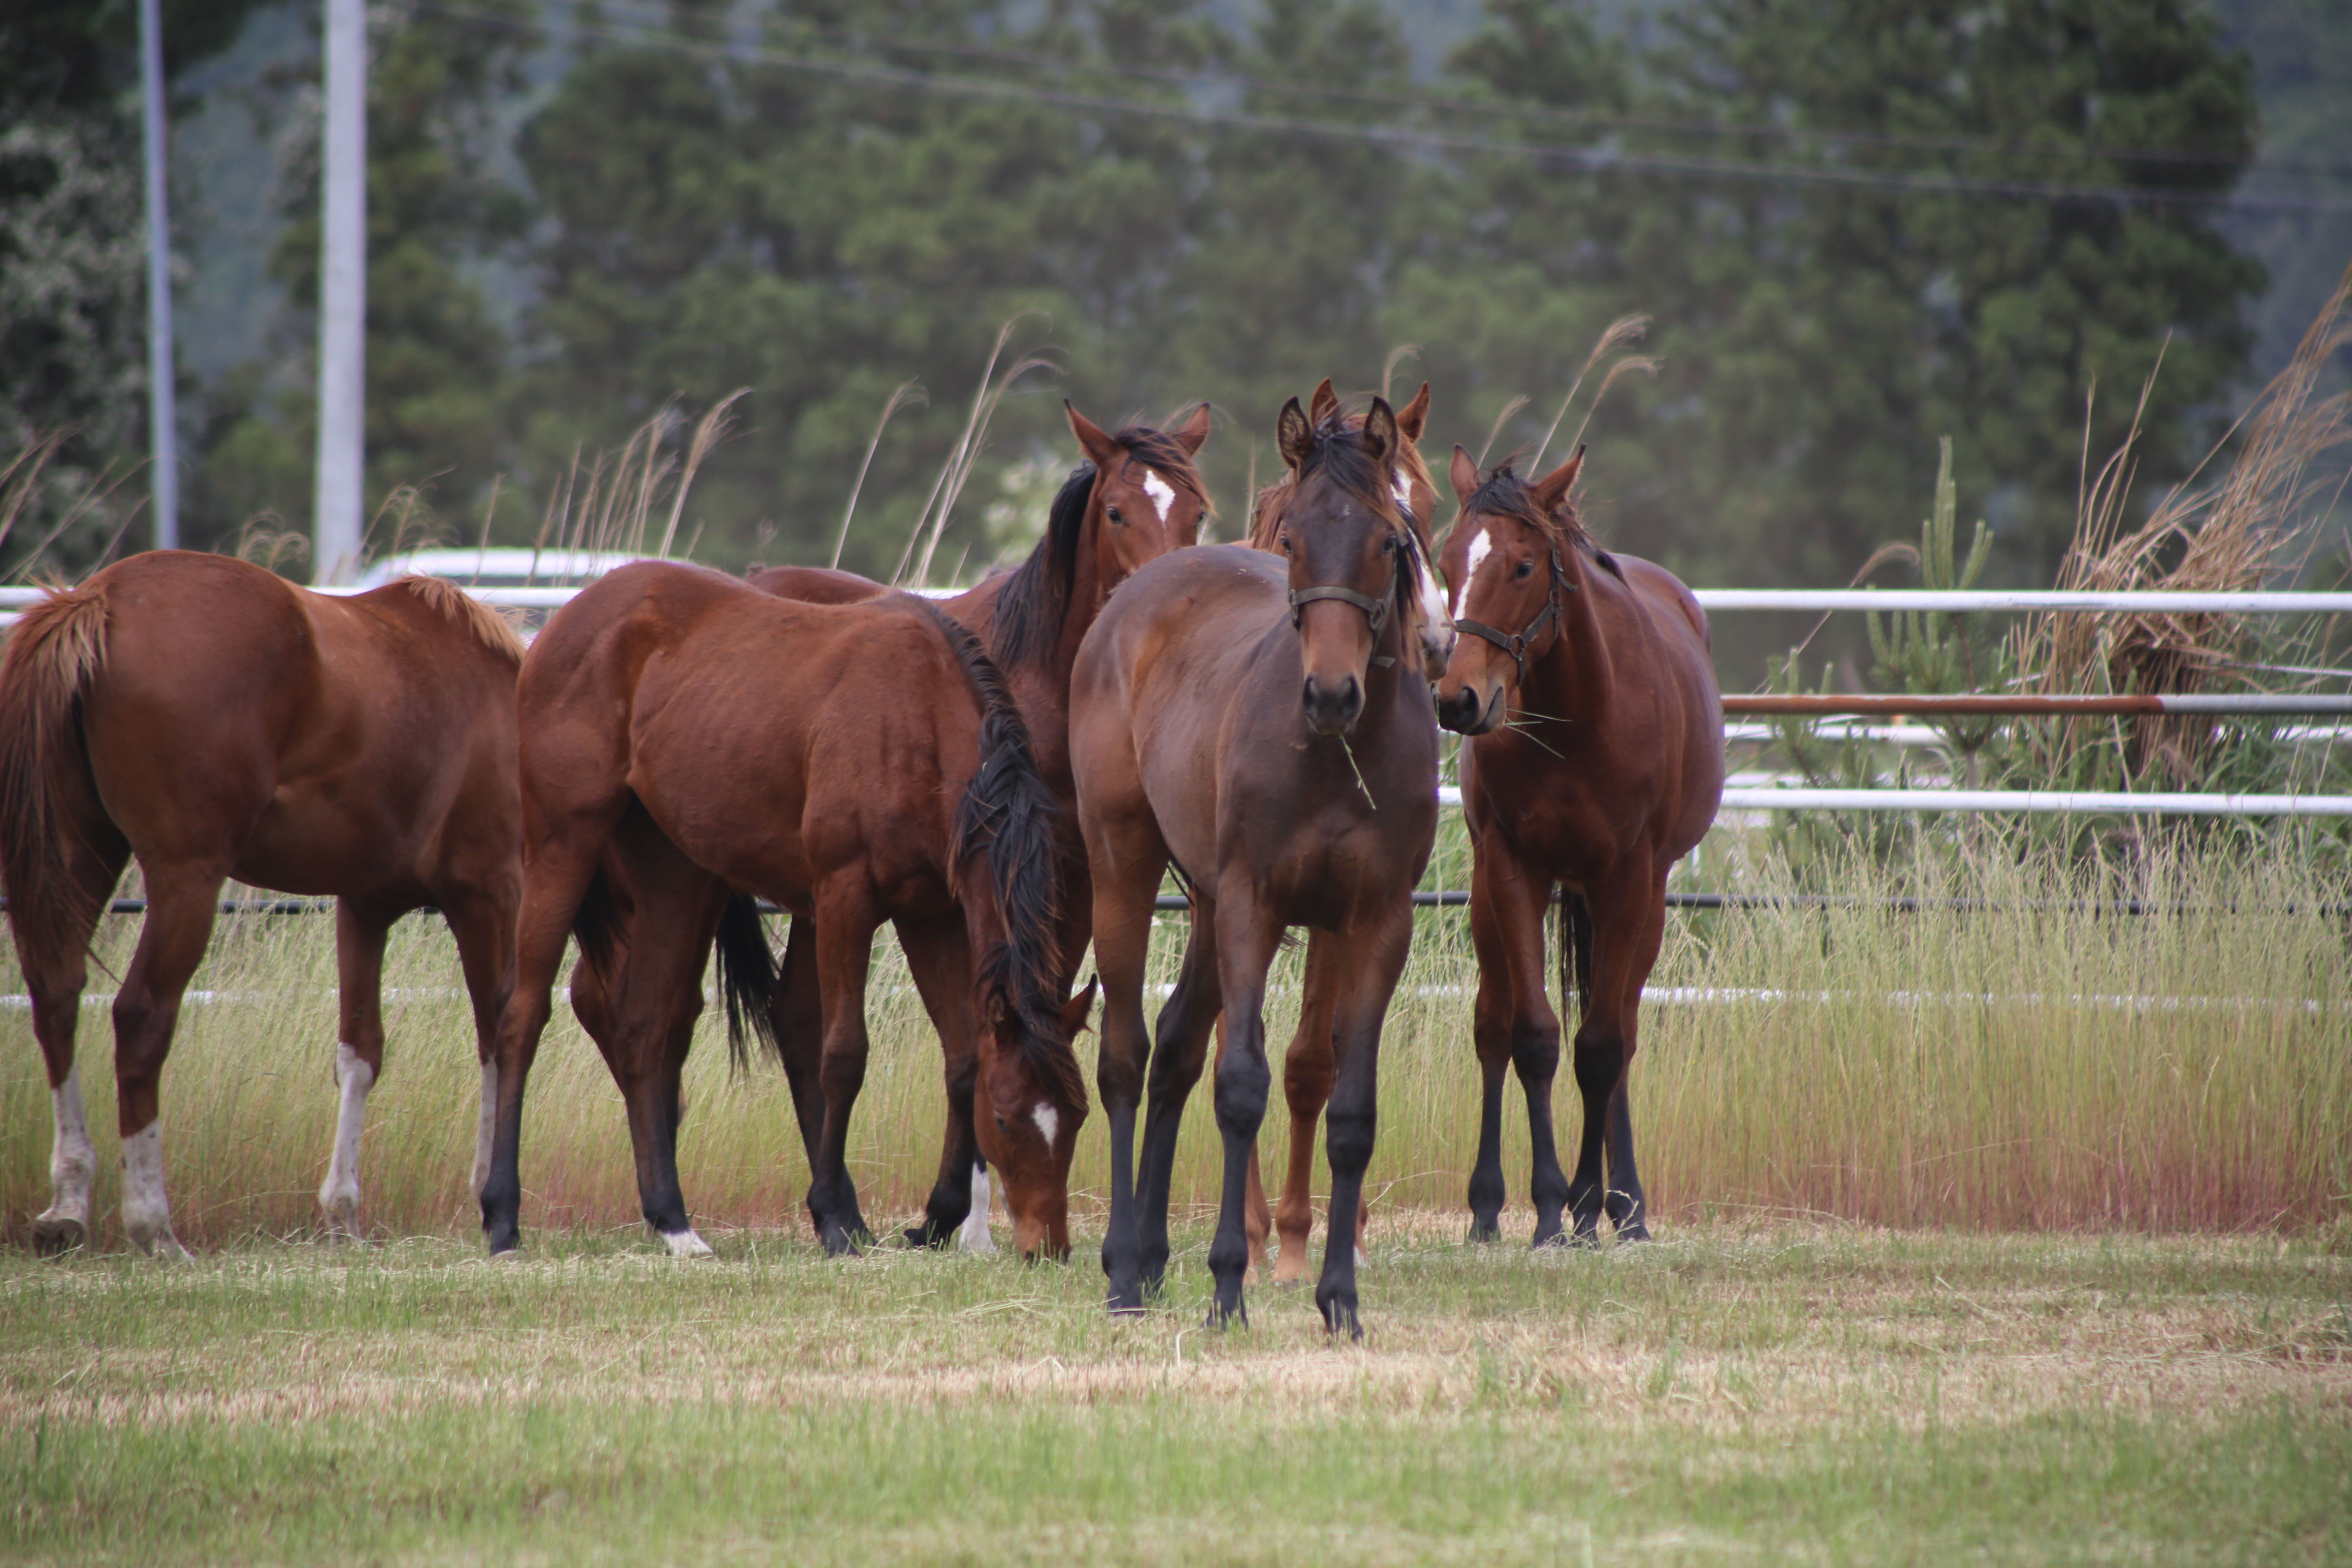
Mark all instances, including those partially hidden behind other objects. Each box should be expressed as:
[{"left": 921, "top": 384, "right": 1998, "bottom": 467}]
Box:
[{"left": 4, "top": 579, "right": 2345, "bottom": 818}]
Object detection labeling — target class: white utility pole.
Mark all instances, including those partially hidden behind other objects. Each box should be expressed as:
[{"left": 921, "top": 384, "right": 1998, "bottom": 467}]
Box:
[
  {"left": 139, "top": 0, "right": 177, "bottom": 552},
  {"left": 314, "top": 0, "right": 366, "bottom": 584}
]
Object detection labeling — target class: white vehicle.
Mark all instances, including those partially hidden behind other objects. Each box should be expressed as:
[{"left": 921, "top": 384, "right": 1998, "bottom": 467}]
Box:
[{"left": 348, "top": 548, "right": 646, "bottom": 592}]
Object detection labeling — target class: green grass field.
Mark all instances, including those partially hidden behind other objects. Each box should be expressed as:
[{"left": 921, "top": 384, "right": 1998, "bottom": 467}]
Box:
[
  {"left": 2, "top": 1222, "right": 2346, "bottom": 1564},
  {"left": 2, "top": 829, "right": 2349, "bottom": 1562}
]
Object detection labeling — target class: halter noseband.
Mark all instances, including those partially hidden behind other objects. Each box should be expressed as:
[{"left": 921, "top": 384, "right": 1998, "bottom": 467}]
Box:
[
  {"left": 1454, "top": 544, "right": 1575, "bottom": 684},
  {"left": 1288, "top": 535, "right": 1407, "bottom": 670}
]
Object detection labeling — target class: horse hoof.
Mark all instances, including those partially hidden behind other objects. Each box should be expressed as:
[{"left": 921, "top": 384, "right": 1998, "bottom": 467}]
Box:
[
  {"left": 1530, "top": 1222, "right": 1567, "bottom": 1249},
  {"left": 1107, "top": 1286, "right": 1145, "bottom": 1316},
  {"left": 1615, "top": 1220, "right": 1652, "bottom": 1243},
  {"left": 659, "top": 1229, "right": 715, "bottom": 1259},
  {"left": 29, "top": 1216, "right": 86, "bottom": 1255},
  {"left": 1467, "top": 1220, "right": 1501, "bottom": 1244},
  {"left": 1206, "top": 1298, "right": 1247, "bottom": 1330}
]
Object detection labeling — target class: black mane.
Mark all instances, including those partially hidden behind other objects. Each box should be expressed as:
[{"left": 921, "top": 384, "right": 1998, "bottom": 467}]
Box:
[
  {"left": 989, "top": 426, "right": 1205, "bottom": 671},
  {"left": 1458, "top": 462, "right": 1611, "bottom": 572}
]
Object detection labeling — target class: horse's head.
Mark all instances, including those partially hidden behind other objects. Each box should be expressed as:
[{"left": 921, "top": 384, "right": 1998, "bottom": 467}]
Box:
[
  {"left": 1272, "top": 393, "right": 1432, "bottom": 736},
  {"left": 1254, "top": 381, "right": 1452, "bottom": 683},
  {"left": 972, "top": 970, "right": 1095, "bottom": 1261},
  {"left": 1065, "top": 402, "right": 1212, "bottom": 587},
  {"left": 1434, "top": 445, "right": 1588, "bottom": 735}
]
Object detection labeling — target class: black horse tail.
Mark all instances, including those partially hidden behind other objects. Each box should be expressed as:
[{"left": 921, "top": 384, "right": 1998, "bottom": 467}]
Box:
[
  {"left": 713, "top": 892, "right": 780, "bottom": 1074},
  {"left": 575, "top": 863, "right": 777, "bottom": 1075},
  {"left": 915, "top": 599, "right": 1084, "bottom": 1106},
  {"left": 1559, "top": 885, "right": 1592, "bottom": 1020}
]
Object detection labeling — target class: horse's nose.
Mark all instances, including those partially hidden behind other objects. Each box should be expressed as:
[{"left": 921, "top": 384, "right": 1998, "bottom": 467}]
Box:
[
  {"left": 1437, "top": 683, "right": 1496, "bottom": 735},
  {"left": 1302, "top": 673, "right": 1363, "bottom": 735}
]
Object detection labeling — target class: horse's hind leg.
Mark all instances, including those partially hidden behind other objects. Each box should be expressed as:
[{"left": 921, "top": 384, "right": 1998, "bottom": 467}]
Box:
[
  {"left": 1566, "top": 873, "right": 1659, "bottom": 1243},
  {"left": 1138, "top": 906, "right": 1223, "bottom": 1295},
  {"left": 318, "top": 898, "right": 397, "bottom": 1241},
  {"left": 769, "top": 916, "right": 833, "bottom": 1183},
  {"left": 599, "top": 814, "right": 728, "bottom": 1255},
  {"left": 109, "top": 866, "right": 227, "bottom": 1258},
  {"left": 1272, "top": 934, "right": 1344, "bottom": 1285},
  {"left": 441, "top": 886, "right": 517, "bottom": 1203},
  {"left": 24, "top": 821, "right": 128, "bottom": 1253}
]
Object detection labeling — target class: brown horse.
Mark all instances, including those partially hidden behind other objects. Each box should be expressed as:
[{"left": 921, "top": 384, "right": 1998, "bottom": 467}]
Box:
[
  {"left": 1225, "top": 378, "right": 1449, "bottom": 1285},
  {"left": 478, "top": 561, "right": 1089, "bottom": 1259},
  {"left": 0, "top": 551, "right": 522, "bottom": 1254},
  {"left": 1432, "top": 449, "right": 1723, "bottom": 1243},
  {"left": 1073, "top": 395, "right": 1439, "bottom": 1332},
  {"left": 639, "top": 402, "right": 1210, "bottom": 1248}
]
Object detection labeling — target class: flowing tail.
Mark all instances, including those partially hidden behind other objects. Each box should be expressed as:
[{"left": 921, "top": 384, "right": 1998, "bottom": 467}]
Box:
[
  {"left": 0, "top": 582, "right": 113, "bottom": 989},
  {"left": 914, "top": 599, "right": 1085, "bottom": 1107},
  {"left": 1559, "top": 886, "right": 1592, "bottom": 1021},
  {"left": 571, "top": 865, "right": 777, "bottom": 1074}
]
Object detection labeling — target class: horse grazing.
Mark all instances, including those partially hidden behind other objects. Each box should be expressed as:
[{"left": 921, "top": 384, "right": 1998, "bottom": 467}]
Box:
[
  {"left": 1223, "top": 379, "right": 1450, "bottom": 1285},
  {"left": 699, "top": 401, "right": 1210, "bottom": 1247},
  {"left": 1432, "top": 448, "right": 1722, "bottom": 1244},
  {"left": 479, "top": 561, "right": 1090, "bottom": 1260},
  {"left": 0, "top": 551, "right": 522, "bottom": 1254},
  {"left": 1073, "top": 395, "right": 1440, "bottom": 1332}
]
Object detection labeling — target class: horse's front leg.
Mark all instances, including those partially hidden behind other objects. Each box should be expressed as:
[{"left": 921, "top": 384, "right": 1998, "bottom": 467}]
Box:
[
  {"left": 1466, "top": 850, "right": 1561, "bottom": 1243},
  {"left": 1138, "top": 907, "right": 1222, "bottom": 1293},
  {"left": 1206, "top": 900, "right": 1284, "bottom": 1328},
  {"left": 1315, "top": 906, "right": 1413, "bottom": 1337},
  {"left": 897, "top": 912, "right": 982, "bottom": 1248}
]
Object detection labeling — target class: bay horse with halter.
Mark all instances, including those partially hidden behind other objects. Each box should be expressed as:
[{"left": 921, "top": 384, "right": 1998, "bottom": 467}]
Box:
[
  {"left": 570, "top": 403, "right": 1209, "bottom": 1251},
  {"left": 1227, "top": 377, "right": 1452, "bottom": 1284},
  {"left": 1433, "top": 448, "right": 1722, "bottom": 1244},
  {"left": 478, "top": 561, "right": 1090, "bottom": 1259},
  {"left": 1073, "top": 394, "right": 1439, "bottom": 1332},
  {"left": 0, "top": 551, "right": 522, "bottom": 1254}
]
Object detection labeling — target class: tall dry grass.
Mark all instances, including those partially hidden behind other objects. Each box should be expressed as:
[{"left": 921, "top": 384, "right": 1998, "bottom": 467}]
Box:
[{"left": 3, "top": 832, "right": 2343, "bottom": 1249}]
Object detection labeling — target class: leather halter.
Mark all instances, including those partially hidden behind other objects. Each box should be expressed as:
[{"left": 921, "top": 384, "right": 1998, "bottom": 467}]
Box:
[
  {"left": 1454, "top": 544, "right": 1576, "bottom": 684},
  {"left": 1289, "top": 546, "right": 1402, "bottom": 670}
]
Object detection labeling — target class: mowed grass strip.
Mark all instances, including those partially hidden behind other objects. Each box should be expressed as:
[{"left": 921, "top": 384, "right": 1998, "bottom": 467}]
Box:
[{"left": 2, "top": 1224, "right": 2346, "bottom": 1564}]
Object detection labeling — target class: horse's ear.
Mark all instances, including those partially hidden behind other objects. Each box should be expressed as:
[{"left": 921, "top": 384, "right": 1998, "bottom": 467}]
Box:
[
  {"left": 1532, "top": 445, "right": 1585, "bottom": 513},
  {"left": 1307, "top": 378, "right": 1340, "bottom": 428},
  {"left": 1360, "top": 396, "right": 1399, "bottom": 468},
  {"left": 1059, "top": 976, "right": 1099, "bottom": 1038},
  {"left": 1449, "top": 443, "right": 1480, "bottom": 503},
  {"left": 1276, "top": 397, "right": 1313, "bottom": 471},
  {"left": 1065, "top": 401, "right": 1123, "bottom": 471},
  {"left": 1395, "top": 382, "right": 1431, "bottom": 443},
  {"left": 1171, "top": 402, "right": 1212, "bottom": 457}
]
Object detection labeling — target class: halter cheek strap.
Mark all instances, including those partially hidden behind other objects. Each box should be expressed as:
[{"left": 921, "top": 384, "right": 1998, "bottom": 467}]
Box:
[{"left": 1454, "top": 547, "right": 1575, "bottom": 684}]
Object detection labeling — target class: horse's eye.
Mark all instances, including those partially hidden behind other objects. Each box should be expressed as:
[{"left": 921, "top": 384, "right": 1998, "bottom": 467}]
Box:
[
  {"left": 1106, "top": 506, "right": 1125, "bottom": 525},
  {"left": 1514, "top": 561, "right": 1534, "bottom": 579},
  {"left": 1279, "top": 533, "right": 1292, "bottom": 553},
  {"left": 1381, "top": 535, "right": 1397, "bottom": 554}
]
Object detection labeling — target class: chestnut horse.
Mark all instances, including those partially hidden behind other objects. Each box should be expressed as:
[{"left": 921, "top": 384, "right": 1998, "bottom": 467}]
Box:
[
  {"left": 479, "top": 561, "right": 1089, "bottom": 1259},
  {"left": 1433, "top": 449, "right": 1722, "bottom": 1243},
  {"left": 0, "top": 551, "right": 521, "bottom": 1254},
  {"left": 648, "top": 402, "right": 1210, "bottom": 1248},
  {"left": 1074, "top": 395, "right": 1439, "bottom": 1332},
  {"left": 1225, "top": 378, "right": 1451, "bottom": 1285}
]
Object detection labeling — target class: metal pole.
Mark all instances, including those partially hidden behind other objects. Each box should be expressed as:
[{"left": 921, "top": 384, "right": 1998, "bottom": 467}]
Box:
[
  {"left": 138, "top": 0, "right": 176, "bottom": 552},
  {"left": 314, "top": 0, "right": 367, "bottom": 585}
]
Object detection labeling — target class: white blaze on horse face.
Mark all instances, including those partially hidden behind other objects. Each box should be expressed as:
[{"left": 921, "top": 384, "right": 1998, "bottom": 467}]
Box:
[
  {"left": 1141, "top": 469, "right": 1176, "bottom": 524},
  {"left": 959, "top": 1158, "right": 996, "bottom": 1253},
  {"left": 120, "top": 1120, "right": 188, "bottom": 1258},
  {"left": 1030, "top": 1102, "right": 1060, "bottom": 1147},
  {"left": 318, "top": 1041, "right": 376, "bottom": 1236},
  {"left": 1390, "top": 468, "right": 1413, "bottom": 517},
  {"left": 1457, "top": 528, "right": 1495, "bottom": 617},
  {"left": 470, "top": 1056, "right": 499, "bottom": 1200},
  {"left": 38, "top": 1065, "right": 95, "bottom": 1234}
]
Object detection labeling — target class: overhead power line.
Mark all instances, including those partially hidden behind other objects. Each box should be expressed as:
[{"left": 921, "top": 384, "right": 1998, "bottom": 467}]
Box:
[{"left": 418, "top": 2, "right": 2352, "bottom": 216}]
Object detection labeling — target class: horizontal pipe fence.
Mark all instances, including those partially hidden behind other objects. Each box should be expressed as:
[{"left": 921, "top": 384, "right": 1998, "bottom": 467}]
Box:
[{"left": 3, "top": 581, "right": 2345, "bottom": 817}]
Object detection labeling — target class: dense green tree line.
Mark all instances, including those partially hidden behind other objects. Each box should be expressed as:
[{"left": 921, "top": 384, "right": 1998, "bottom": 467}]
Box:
[{"left": 4, "top": 0, "right": 2290, "bottom": 677}]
